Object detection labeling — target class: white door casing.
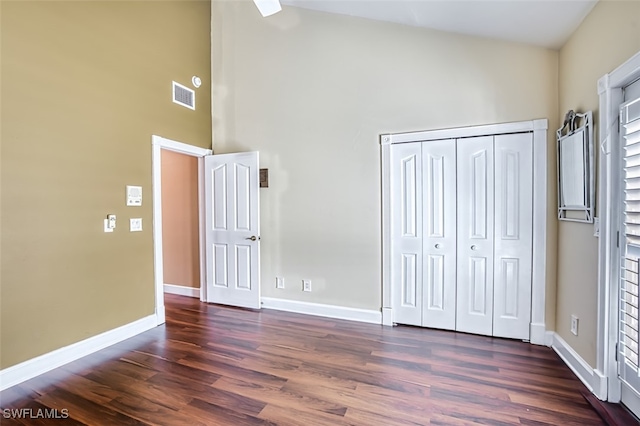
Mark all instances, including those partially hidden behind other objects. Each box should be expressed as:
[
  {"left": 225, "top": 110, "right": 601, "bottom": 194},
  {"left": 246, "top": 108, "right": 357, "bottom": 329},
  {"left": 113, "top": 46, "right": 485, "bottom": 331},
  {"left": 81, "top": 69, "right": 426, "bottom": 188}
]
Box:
[
  {"left": 422, "top": 139, "right": 457, "bottom": 330},
  {"left": 391, "top": 142, "right": 423, "bottom": 326},
  {"left": 597, "top": 51, "right": 640, "bottom": 403},
  {"left": 151, "top": 135, "right": 212, "bottom": 325},
  {"left": 456, "top": 136, "right": 495, "bottom": 336},
  {"left": 204, "top": 152, "right": 261, "bottom": 309},
  {"left": 493, "top": 133, "right": 534, "bottom": 340}
]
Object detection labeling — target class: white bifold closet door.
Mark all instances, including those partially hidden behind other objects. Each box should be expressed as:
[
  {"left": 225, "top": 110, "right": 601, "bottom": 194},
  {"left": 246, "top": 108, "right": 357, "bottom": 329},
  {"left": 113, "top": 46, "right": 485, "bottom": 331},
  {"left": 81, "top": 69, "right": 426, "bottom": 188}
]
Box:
[
  {"left": 391, "top": 141, "right": 424, "bottom": 327},
  {"left": 456, "top": 136, "right": 495, "bottom": 335},
  {"left": 391, "top": 133, "right": 533, "bottom": 340},
  {"left": 423, "top": 140, "right": 457, "bottom": 330},
  {"left": 492, "top": 133, "right": 533, "bottom": 339},
  {"left": 456, "top": 134, "right": 533, "bottom": 338}
]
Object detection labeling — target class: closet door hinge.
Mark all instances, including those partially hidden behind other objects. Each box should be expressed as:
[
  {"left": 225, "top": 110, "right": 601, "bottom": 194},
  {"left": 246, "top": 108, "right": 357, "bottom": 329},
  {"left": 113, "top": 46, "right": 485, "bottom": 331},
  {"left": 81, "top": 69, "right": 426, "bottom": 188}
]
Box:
[
  {"left": 617, "top": 231, "right": 620, "bottom": 248},
  {"left": 615, "top": 342, "right": 619, "bottom": 362}
]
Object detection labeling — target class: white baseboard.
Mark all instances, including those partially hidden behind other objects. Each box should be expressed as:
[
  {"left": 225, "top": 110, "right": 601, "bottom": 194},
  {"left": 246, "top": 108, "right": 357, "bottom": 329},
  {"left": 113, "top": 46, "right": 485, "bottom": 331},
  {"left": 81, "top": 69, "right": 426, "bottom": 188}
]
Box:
[
  {"left": 551, "top": 332, "right": 607, "bottom": 399},
  {"left": 163, "top": 283, "right": 200, "bottom": 298},
  {"left": 0, "top": 314, "right": 158, "bottom": 391},
  {"left": 261, "top": 297, "right": 382, "bottom": 325}
]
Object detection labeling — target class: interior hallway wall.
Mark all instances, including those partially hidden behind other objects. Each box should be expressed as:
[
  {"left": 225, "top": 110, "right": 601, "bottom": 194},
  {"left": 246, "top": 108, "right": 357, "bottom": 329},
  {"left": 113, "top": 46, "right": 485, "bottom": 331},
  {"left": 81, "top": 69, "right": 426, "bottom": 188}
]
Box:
[{"left": 161, "top": 150, "right": 201, "bottom": 290}]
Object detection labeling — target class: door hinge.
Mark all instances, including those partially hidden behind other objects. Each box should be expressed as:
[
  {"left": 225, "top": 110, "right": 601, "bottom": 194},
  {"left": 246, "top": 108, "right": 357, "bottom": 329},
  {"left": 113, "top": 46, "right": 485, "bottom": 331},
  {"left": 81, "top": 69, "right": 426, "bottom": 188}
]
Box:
[
  {"left": 615, "top": 342, "right": 619, "bottom": 362},
  {"left": 617, "top": 231, "right": 620, "bottom": 248}
]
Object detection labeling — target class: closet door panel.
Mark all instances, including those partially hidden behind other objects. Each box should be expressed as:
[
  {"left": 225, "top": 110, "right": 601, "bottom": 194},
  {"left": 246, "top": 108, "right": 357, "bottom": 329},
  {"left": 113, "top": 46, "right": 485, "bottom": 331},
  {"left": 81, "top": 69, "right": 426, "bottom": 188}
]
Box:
[
  {"left": 493, "top": 133, "right": 533, "bottom": 339},
  {"left": 422, "top": 139, "right": 457, "bottom": 330},
  {"left": 391, "top": 142, "right": 423, "bottom": 326},
  {"left": 456, "top": 136, "right": 495, "bottom": 336}
]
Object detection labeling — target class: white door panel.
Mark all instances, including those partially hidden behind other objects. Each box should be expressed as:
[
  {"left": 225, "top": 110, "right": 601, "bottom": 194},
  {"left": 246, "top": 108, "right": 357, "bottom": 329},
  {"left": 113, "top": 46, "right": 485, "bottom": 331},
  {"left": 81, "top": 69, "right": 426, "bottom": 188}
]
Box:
[
  {"left": 493, "top": 133, "right": 533, "bottom": 339},
  {"left": 391, "top": 142, "right": 423, "bottom": 326},
  {"left": 422, "top": 139, "right": 456, "bottom": 330},
  {"left": 205, "top": 152, "right": 260, "bottom": 309},
  {"left": 457, "top": 136, "right": 494, "bottom": 336}
]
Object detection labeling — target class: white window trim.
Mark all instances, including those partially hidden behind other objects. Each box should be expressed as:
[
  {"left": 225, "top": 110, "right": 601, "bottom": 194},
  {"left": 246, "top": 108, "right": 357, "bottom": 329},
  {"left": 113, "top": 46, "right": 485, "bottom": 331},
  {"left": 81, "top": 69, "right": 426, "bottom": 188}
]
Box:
[
  {"left": 597, "top": 50, "right": 640, "bottom": 402},
  {"left": 380, "top": 119, "right": 548, "bottom": 345}
]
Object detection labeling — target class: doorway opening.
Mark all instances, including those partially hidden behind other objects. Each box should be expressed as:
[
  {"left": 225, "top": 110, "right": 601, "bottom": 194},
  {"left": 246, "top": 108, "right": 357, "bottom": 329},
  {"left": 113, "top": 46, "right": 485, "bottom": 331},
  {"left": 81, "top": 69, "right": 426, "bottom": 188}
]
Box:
[{"left": 151, "top": 135, "right": 211, "bottom": 324}]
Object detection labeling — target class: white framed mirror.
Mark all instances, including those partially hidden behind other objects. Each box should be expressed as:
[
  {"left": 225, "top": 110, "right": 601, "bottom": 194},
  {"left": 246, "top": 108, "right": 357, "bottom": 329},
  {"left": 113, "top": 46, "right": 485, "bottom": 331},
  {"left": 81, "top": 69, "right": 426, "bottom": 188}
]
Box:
[{"left": 557, "top": 110, "right": 594, "bottom": 223}]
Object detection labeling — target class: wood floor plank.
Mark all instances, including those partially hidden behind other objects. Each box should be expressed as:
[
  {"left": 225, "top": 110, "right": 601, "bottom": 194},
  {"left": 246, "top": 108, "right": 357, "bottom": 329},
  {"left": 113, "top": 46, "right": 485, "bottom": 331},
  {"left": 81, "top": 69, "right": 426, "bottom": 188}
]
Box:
[
  {"left": 182, "top": 397, "right": 276, "bottom": 426},
  {"left": 213, "top": 376, "right": 348, "bottom": 418},
  {"left": 119, "top": 350, "right": 222, "bottom": 385},
  {"left": 257, "top": 404, "right": 354, "bottom": 426},
  {"left": 36, "top": 388, "right": 146, "bottom": 425},
  {"left": 0, "top": 294, "right": 609, "bottom": 425},
  {"left": 106, "top": 392, "right": 205, "bottom": 426}
]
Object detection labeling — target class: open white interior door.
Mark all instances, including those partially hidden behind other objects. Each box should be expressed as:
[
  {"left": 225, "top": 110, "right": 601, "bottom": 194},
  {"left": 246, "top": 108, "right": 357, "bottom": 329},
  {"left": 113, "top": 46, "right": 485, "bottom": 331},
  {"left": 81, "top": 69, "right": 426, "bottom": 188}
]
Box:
[{"left": 204, "top": 152, "right": 260, "bottom": 309}]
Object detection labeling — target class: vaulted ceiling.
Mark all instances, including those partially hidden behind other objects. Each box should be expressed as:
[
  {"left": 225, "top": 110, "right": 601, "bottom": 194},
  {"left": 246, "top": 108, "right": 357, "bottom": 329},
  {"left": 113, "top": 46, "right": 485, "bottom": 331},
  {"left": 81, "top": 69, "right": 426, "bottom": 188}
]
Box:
[{"left": 281, "top": 0, "right": 598, "bottom": 49}]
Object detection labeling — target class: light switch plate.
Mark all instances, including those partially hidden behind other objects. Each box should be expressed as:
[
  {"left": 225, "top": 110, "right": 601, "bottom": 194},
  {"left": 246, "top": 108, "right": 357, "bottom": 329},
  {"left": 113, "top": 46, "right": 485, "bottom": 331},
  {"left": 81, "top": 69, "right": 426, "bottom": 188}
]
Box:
[
  {"left": 130, "top": 218, "right": 143, "bottom": 232},
  {"left": 594, "top": 217, "right": 600, "bottom": 237},
  {"left": 104, "top": 219, "right": 113, "bottom": 233},
  {"left": 107, "top": 214, "right": 116, "bottom": 229}
]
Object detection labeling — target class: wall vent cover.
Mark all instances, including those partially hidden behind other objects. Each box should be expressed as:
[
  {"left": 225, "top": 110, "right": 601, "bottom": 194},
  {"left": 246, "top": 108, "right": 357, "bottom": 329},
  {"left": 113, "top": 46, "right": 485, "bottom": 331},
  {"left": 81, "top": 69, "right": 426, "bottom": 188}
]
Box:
[{"left": 172, "top": 81, "right": 195, "bottom": 110}]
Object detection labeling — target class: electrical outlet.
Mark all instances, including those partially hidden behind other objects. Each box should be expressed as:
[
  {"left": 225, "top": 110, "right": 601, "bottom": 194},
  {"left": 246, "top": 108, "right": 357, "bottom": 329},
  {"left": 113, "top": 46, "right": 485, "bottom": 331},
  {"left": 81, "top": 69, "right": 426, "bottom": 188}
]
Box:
[
  {"left": 276, "top": 277, "right": 284, "bottom": 289},
  {"left": 571, "top": 315, "right": 579, "bottom": 336},
  {"left": 130, "top": 218, "right": 143, "bottom": 232},
  {"left": 302, "top": 279, "right": 312, "bottom": 292}
]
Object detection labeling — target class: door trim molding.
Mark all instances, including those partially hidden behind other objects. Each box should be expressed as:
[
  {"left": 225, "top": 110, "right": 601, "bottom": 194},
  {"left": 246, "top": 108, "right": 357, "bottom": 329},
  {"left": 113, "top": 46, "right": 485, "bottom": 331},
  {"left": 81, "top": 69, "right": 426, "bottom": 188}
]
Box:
[
  {"left": 597, "top": 49, "right": 640, "bottom": 402},
  {"left": 380, "top": 119, "right": 548, "bottom": 345},
  {"left": 151, "top": 135, "right": 212, "bottom": 325}
]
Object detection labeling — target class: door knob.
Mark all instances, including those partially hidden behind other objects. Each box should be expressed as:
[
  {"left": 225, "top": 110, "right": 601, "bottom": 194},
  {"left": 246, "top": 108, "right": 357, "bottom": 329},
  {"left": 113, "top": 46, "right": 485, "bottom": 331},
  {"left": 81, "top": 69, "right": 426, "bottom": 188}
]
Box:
[
  {"left": 245, "top": 236, "right": 260, "bottom": 241},
  {"left": 435, "top": 244, "right": 441, "bottom": 249},
  {"left": 471, "top": 245, "right": 477, "bottom": 250}
]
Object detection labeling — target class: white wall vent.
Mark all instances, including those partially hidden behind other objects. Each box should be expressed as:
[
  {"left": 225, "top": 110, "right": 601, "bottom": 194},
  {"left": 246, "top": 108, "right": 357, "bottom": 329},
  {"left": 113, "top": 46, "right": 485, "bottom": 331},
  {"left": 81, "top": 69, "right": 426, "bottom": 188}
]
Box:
[{"left": 172, "top": 81, "right": 195, "bottom": 110}]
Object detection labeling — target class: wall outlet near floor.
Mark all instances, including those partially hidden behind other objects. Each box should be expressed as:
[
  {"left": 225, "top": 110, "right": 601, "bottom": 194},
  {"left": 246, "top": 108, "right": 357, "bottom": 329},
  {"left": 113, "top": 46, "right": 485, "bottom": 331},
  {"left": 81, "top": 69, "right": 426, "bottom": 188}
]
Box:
[
  {"left": 302, "top": 279, "right": 312, "bottom": 292},
  {"left": 276, "top": 276, "right": 284, "bottom": 289},
  {"left": 570, "top": 315, "right": 579, "bottom": 336}
]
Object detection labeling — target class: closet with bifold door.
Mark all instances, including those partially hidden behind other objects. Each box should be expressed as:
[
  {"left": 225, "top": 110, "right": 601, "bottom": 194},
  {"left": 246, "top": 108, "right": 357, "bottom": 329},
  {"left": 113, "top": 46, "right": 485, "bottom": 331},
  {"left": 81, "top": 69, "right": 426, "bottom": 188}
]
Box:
[{"left": 390, "top": 132, "right": 533, "bottom": 340}]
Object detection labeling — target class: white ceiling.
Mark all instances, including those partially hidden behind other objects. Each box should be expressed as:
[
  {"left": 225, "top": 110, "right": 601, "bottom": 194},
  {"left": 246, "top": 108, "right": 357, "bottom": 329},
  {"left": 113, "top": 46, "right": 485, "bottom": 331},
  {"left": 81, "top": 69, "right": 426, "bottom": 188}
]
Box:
[{"left": 280, "top": 0, "right": 598, "bottom": 49}]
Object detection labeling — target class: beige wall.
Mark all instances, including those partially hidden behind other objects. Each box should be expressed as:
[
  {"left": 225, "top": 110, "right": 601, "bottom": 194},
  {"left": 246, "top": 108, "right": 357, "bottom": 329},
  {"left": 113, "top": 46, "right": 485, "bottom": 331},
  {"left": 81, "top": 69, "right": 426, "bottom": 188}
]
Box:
[
  {"left": 558, "top": 0, "right": 640, "bottom": 367},
  {"left": 0, "top": 1, "right": 211, "bottom": 369},
  {"left": 161, "top": 150, "right": 201, "bottom": 289},
  {"left": 211, "top": 3, "right": 559, "bottom": 319}
]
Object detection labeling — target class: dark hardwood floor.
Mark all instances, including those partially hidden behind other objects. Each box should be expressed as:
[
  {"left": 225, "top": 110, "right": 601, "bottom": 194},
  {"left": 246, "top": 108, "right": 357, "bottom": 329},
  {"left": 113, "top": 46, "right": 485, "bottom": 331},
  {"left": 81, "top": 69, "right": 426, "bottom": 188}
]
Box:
[{"left": 0, "top": 294, "right": 609, "bottom": 425}]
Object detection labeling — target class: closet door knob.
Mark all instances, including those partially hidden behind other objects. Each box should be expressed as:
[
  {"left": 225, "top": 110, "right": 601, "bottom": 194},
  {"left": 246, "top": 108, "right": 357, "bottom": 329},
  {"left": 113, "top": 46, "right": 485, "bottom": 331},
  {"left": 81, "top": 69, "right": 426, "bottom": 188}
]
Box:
[
  {"left": 435, "top": 244, "right": 441, "bottom": 249},
  {"left": 471, "top": 245, "right": 477, "bottom": 251}
]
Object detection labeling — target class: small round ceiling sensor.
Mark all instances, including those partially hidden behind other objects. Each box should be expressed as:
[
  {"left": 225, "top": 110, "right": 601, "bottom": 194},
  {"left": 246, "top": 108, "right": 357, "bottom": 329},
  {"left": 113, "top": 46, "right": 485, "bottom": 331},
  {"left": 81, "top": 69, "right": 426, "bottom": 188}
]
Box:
[{"left": 192, "top": 76, "right": 202, "bottom": 88}]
